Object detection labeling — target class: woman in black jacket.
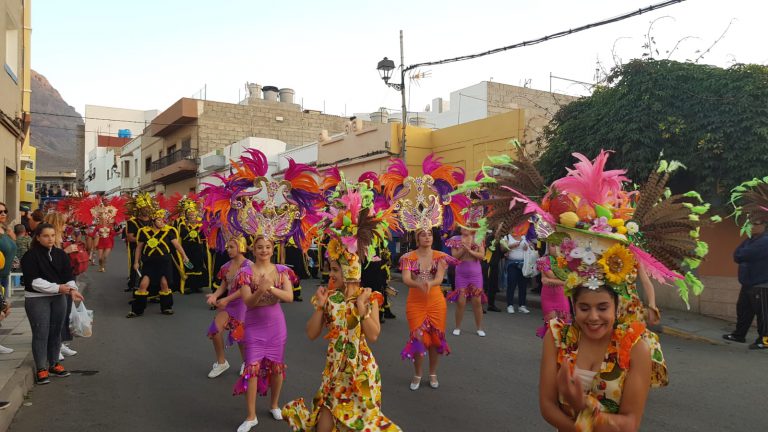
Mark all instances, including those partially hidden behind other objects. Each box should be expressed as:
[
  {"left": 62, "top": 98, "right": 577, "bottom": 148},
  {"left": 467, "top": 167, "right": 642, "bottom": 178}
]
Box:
[{"left": 22, "top": 223, "right": 85, "bottom": 385}]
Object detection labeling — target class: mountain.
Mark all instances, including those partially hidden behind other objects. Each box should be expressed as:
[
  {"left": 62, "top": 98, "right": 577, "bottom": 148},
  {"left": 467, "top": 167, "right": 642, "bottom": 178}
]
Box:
[{"left": 30, "top": 70, "right": 83, "bottom": 171}]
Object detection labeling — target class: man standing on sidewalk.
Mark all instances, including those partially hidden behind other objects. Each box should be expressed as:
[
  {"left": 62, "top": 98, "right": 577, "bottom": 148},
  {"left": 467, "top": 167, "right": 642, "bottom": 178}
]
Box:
[{"left": 723, "top": 220, "right": 768, "bottom": 350}]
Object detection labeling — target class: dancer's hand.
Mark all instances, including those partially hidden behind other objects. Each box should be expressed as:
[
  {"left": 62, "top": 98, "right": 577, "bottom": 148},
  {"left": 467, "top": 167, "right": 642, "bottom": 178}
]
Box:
[
  {"left": 254, "top": 275, "right": 270, "bottom": 296},
  {"left": 315, "top": 285, "right": 329, "bottom": 307},
  {"left": 356, "top": 288, "right": 372, "bottom": 311},
  {"left": 205, "top": 294, "right": 218, "bottom": 307},
  {"left": 557, "top": 362, "right": 585, "bottom": 412},
  {"left": 217, "top": 297, "right": 230, "bottom": 308},
  {"left": 647, "top": 306, "right": 661, "bottom": 326},
  {"left": 133, "top": 262, "right": 140, "bottom": 272}
]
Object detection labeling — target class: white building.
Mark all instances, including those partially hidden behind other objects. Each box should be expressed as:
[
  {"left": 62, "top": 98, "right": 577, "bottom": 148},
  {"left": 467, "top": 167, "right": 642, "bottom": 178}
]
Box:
[
  {"left": 197, "top": 137, "right": 288, "bottom": 189},
  {"left": 119, "top": 135, "right": 143, "bottom": 194},
  {"left": 86, "top": 146, "right": 121, "bottom": 195},
  {"left": 84, "top": 105, "right": 157, "bottom": 192}
]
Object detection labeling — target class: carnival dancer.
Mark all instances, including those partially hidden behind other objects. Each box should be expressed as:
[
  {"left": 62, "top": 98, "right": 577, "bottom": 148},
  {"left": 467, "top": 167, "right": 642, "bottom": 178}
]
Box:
[
  {"left": 381, "top": 155, "right": 465, "bottom": 390},
  {"left": 535, "top": 249, "right": 571, "bottom": 338},
  {"left": 466, "top": 144, "right": 715, "bottom": 430},
  {"left": 205, "top": 237, "right": 251, "bottom": 378},
  {"left": 128, "top": 207, "right": 190, "bottom": 318},
  {"left": 361, "top": 247, "right": 394, "bottom": 323},
  {"left": 171, "top": 194, "right": 211, "bottom": 294},
  {"left": 446, "top": 227, "right": 487, "bottom": 336},
  {"left": 211, "top": 148, "right": 320, "bottom": 432},
  {"left": 282, "top": 179, "right": 401, "bottom": 432},
  {"left": 125, "top": 193, "right": 154, "bottom": 292},
  {"left": 74, "top": 195, "right": 125, "bottom": 273}
]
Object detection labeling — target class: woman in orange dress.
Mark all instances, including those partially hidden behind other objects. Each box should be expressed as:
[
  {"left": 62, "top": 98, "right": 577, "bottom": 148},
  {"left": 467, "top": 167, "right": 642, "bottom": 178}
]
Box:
[{"left": 400, "top": 228, "right": 458, "bottom": 391}]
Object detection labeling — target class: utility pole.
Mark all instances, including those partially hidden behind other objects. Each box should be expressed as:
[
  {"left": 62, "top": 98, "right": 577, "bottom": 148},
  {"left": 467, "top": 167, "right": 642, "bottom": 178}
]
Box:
[{"left": 399, "top": 30, "right": 407, "bottom": 162}]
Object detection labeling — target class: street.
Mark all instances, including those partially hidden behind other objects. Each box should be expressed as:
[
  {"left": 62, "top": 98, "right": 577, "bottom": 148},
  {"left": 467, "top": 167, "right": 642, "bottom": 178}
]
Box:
[{"left": 9, "top": 244, "right": 768, "bottom": 432}]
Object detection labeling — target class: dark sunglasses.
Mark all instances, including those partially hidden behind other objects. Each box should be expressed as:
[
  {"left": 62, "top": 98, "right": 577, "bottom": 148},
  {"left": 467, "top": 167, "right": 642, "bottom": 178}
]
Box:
[{"left": 0, "top": 210, "right": 7, "bottom": 215}]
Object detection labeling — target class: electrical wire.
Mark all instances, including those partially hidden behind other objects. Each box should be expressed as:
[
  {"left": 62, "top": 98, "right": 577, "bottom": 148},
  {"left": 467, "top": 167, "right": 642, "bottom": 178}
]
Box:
[{"left": 403, "top": 0, "right": 687, "bottom": 73}]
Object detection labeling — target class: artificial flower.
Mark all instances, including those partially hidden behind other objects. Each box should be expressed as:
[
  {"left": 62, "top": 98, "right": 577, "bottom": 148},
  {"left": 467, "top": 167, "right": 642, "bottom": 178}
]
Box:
[
  {"left": 565, "top": 272, "right": 583, "bottom": 290},
  {"left": 341, "top": 236, "right": 358, "bottom": 254},
  {"left": 327, "top": 238, "right": 344, "bottom": 260},
  {"left": 598, "top": 244, "right": 636, "bottom": 284},
  {"left": 570, "top": 245, "right": 597, "bottom": 265},
  {"left": 589, "top": 216, "right": 612, "bottom": 233},
  {"left": 625, "top": 221, "right": 639, "bottom": 235}
]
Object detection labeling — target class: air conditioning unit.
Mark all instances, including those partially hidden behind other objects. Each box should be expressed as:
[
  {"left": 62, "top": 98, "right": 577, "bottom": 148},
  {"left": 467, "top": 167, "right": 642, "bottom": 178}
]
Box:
[{"left": 200, "top": 153, "right": 226, "bottom": 170}]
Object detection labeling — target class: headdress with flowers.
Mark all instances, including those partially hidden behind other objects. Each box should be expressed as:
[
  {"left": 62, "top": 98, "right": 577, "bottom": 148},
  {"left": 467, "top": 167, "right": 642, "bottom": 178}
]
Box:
[
  {"left": 468, "top": 142, "right": 719, "bottom": 307},
  {"left": 125, "top": 192, "right": 164, "bottom": 220},
  {"left": 729, "top": 176, "right": 768, "bottom": 238},
  {"left": 74, "top": 195, "right": 126, "bottom": 226},
  {"left": 318, "top": 177, "right": 393, "bottom": 282},
  {"left": 381, "top": 154, "right": 467, "bottom": 233}
]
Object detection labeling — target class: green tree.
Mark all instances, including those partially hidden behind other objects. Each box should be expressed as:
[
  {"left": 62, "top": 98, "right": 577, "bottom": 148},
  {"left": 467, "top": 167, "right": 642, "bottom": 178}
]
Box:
[{"left": 537, "top": 59, "right": 768, "bottom": 208}]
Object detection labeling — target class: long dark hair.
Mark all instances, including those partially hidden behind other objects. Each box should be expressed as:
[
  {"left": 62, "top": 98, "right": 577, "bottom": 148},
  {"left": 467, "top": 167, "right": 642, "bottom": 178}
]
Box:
[{"left": 31, "top": 223, "right": 56, "bottom": 249}]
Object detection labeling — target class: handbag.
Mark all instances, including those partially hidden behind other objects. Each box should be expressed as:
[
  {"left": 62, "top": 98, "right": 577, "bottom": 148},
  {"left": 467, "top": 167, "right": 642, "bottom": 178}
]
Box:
[{"left": 70, "top": 301, "right": 93, "bottom": 338}]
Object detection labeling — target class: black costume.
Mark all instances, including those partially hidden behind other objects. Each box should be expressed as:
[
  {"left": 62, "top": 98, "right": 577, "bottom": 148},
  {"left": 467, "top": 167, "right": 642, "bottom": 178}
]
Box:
[
  {"left": 126, "top": 217, "right": 149, "bottom": 290},
  {"left": 130, "top": 225, "right": 179, "bottom": 316},
  {"left": 173, "top": 218, "right": 211, "bottom": 293}
]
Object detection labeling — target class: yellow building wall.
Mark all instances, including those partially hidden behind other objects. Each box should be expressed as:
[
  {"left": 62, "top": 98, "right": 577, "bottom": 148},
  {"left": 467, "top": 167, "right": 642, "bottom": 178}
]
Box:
[{"left": 19, "top": 145, "right": 35, "bottom": 204}]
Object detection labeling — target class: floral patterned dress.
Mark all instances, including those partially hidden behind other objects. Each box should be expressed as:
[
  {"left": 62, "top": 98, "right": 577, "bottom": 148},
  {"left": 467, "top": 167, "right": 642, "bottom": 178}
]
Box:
[
  {"left": 549, "top": 318, "right": 662, "bottom": 430},
  {"left": 282, "top": 288, "right": 401, "bottom": 431}
]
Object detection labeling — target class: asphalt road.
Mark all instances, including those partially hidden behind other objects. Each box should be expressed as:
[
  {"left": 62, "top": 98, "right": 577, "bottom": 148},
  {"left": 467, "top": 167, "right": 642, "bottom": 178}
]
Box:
[{"left": 9, "top": 244, "right": 768, "bottom": 432}]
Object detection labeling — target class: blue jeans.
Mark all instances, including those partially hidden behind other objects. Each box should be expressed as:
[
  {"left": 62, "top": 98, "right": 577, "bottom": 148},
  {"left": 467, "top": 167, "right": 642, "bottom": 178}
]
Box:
[{"left": 506, "top": 261, "right": 527, "bottom": 307}]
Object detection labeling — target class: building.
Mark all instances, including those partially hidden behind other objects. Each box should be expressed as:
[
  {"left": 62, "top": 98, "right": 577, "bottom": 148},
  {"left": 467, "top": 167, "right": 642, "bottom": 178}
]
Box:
[
  {"left": 317, "top": 110, "right": 525, "bottom": 180},
  {"left": 197, "top": 137, "right": 287, "bottom": 188},
  {"left": 19, "top": 143, "right": 35, "bottom": 207},
  {"left": 83, "top": 105, "right": 157, "bottom": 192},
  {"left": 118, "top": 135, "right": 143, "bottom": 195},
  {"left": 140, "top": 87, "right": 357, "bottom": 194},
  {"left": 0, "top": 0, "right": 31, "bottom": 220}
]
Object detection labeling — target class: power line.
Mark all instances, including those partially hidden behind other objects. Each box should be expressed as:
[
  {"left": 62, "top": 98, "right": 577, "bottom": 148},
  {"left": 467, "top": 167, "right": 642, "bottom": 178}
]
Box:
[{"left": 404, "top": 0, "right": 686, "bottom": 73}]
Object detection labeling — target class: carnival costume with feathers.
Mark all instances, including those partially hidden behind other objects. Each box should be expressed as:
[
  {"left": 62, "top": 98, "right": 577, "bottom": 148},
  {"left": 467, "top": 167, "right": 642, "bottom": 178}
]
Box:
[
  {"left": 167, "top": 193, "right": 211, "bottom": 293},
  {"left": 382, "top": 155, "right": 462, "bottom": 361},
  {"left": 73, "top": 195, "right": 127, "bottom": 271},
  {"left": 463, "top": 143, "right": 720, "bottom": 429},
  {"left": 282, "top": 179, "right": 401, "bottom": 432}
]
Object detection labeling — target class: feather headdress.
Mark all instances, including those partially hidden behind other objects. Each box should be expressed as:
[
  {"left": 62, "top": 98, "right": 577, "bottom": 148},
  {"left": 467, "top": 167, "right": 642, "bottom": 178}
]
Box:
[
  {"left": 318, "top": 178, "right": 392, "bottom": 281},
  {"left": 385, "top": 154, "right": 465, "bottom": 233},
  {"left": 730, "top": 176, "right": 768, "bottom": 238},
  {"left": 168, "top": 192, "right": 200, "bottom": 221}
]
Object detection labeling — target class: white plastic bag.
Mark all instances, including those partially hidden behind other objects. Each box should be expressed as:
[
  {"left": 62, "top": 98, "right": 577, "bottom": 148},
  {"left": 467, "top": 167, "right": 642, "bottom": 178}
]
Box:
[
  {"left": 521, "top": 243, "right": 540, "bottom": 278},
  {"left": 70, "top": 301, "right": 93, "bottom": 338}
]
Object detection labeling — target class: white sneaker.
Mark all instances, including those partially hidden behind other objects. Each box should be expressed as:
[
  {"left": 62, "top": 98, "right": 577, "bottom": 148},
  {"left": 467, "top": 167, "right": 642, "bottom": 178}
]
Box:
[
  {"left": 59, "top": 352, "right": 64, "bottom": 361},
  {"left": 518, "top": 306, "right": 530, "bottom": 314},
  {"left": 239, "top": 362, "right": 245, "bottom": 375},
  {"left": 507, "top": 305, "right": 515, "bottom": 314},
  {"left": 208, "top": 360, "right": 230, "bottom": 378},
  {"left": 452, "top": 329, "right": 461, "bottom": 336},
  {"left": 60, "top": 344, "right": 77, "bottom": 357},
  {"left": 237, "top": 418, "right": 258, "bottom": 432},
  {"left": 0, "top": 345, "right": 13, "bottom": 354},
  {"left": 477, "top": 330, "right": 487, "bottom": 337},
  {"left": 269, "top": 408, "right": 283, "bottom": 420}
]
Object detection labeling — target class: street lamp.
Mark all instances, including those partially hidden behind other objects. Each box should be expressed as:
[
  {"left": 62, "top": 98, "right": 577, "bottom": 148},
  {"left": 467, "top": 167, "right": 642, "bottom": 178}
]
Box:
[{"left": 376, "top": 31, "right": 408, "bottom": 159}]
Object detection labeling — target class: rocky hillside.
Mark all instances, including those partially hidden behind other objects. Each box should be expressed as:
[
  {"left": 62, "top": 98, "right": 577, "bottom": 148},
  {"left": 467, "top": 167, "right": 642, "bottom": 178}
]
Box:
[{"left": 30, "top": 70, "right": 82, "bottom": 171}]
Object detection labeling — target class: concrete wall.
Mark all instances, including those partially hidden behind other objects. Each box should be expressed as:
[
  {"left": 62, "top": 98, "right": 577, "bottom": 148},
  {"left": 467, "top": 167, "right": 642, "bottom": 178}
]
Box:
[
  {"left": 0, "top": 0, "right": 24, "bottom": 219},
  {"left": 120, "top": 135, "right": 142, "bottom": 193},
  {"left": 426, "top": 82, "right": 489, "bottom": 129},
  {"left": 197, "top": 137, "right": 287, "bottom": 188}
]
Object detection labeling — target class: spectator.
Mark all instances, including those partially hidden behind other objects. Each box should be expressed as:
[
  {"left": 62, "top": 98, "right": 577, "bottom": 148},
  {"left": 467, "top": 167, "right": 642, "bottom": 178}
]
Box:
[
  {"left": 21, "top": 223, "right": 84, "bottom": 385},
  {"left": 28, "top": 210, "right": 44, "bottom": 235},
  {"left": 14, "top": 224, "right": 31, "bottom": 264},
  {"left": 723, "top": 220, "right": 768, "bottom": 349},
  {"left": 20, "top": 206, "right": 30, "bottom": 232},
  {"left": 483, "top": 232, "right": 503, "bottom": 312},
  {"left": 501, "top": 233, "right": 530, "bottom": 314}
]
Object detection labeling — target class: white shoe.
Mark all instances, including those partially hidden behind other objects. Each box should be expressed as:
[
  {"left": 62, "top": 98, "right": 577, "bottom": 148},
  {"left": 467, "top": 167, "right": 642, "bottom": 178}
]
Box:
[
  {"left": 58, "top": 352, "right": 64, "bottom": 361},
  {"left": 0, "top": 345, "right": 13, "bottom": 354},
  {"left": 208, "top": 360, "right": 230, "bottom": 378},
  {"left": 518, "top": 306, "right": 530, "bottom": 314},
  {"left": 477, "top": 330, "right": 487, "bottom": 337},
  {"left": 507, "top": 305, "right": 515, "bottom": 314},
  {"left": 452, "top": 328, "right": 461, "bottom": 336},
  {"left": 409, "top": 376, "right": 421, "bottom": 391},
  {"left": 269, "top": 408, "right": 283, "bottom": 420},
  {"left": 239, "top": 362, "right": 245, "bottom": 376},
  {"left": 237, "top": 418, "right": 258, "bottom": 432},
  {"left": 429, "top": 374, "right": 439, "bottom": 389},
  {"left": 60, "top": 344, "right": 77, "bottom": 357}
]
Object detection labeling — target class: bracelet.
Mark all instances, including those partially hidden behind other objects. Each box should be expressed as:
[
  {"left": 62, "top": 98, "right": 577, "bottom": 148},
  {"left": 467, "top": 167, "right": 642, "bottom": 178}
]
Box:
[
  {"left": 311, "top": 296, "right": 324, "bottom": 312},
  {"left": 361, "top": 306, "right": 372, "bottom": 321}
]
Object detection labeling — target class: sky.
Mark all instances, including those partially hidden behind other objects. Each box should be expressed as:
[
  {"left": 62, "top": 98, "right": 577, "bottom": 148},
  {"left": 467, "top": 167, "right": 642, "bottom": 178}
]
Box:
[{"left": 31, "top": 0, "right": 767, "bottom": 119}]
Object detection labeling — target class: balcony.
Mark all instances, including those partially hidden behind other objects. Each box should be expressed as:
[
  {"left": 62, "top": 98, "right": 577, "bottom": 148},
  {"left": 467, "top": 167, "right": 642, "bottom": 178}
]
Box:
[
  {"left": 150, "top": 148, "right": 198, "bottom": 184},
  {"left": 149, "top": 98, "right": 199, "bottom": 137}
]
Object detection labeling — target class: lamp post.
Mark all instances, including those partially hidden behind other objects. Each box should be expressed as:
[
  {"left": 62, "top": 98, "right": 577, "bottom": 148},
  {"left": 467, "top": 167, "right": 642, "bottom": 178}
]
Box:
[{"left": 376, "top": 30, "right": 407, "bottom": 161}]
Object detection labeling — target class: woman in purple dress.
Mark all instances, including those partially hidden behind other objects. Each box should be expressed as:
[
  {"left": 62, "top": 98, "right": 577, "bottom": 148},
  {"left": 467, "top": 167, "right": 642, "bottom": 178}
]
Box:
[
  {"left": 233, "top": 235, "right": 295, "bottom": 432},
  {"left": 446, "top": 228, "right": 487, "bottom": 336},
  {"left": 205, "top": 237, "right": 251, "bottom": 378}
]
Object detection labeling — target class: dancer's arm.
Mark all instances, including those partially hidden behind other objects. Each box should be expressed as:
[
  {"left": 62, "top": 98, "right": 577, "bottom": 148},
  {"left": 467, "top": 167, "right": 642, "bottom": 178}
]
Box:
[
  {"left": 593, "top": 341, "right": 651, "bottom": 432},
  {"left": 306, "top": 286, "right": 329, "bottom": 340},
  {"left": 357, "top": 288, "right": 381, "bottom": 342},
  {"left": 637, "top": 264, "right": 659, "bottom": 325},
  {"left": 207, "top": 279, "right": 227, "bottom": 306},
  {"left": 269, "top": 272, "right": 294, "bottom": 303},
  {"left": 539, "top": 330, "right": 578, "bottom": 432},
  {"left": 133, "top": 242, "right": 144, "bottom": 270}
]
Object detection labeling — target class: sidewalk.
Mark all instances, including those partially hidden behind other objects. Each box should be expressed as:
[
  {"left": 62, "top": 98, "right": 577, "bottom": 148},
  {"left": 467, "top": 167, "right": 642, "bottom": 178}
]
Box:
[
  {"left": 391, "top": 271, "right": 735, "bottom": 346},
  {"left": 0, "top": 273, "right": 91, "bottom": 432}
]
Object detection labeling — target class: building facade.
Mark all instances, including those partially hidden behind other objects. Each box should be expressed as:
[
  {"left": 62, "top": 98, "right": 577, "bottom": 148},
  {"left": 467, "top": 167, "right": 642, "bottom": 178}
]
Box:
[
  {"left": 0, "top": 0, "right": 30, "bottom": 220},
  {"left": 140, "top": 93, "right": 357, "bottom": 194}
]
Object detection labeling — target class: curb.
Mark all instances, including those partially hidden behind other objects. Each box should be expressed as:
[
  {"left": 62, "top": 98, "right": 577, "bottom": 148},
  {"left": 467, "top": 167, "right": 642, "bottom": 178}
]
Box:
[
  {"left": 660, "top": 325, "right": 724, "bottom": 346},
  {"left": 0, "top": 353, "right": 34, "bottom": 432}
]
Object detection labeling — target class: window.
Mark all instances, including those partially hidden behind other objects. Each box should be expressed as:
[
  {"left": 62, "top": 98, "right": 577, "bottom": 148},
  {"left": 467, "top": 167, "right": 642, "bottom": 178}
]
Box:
[
  {"left": 20, "top": 160, "right": 33, "bottom": 170},
  {"left": 168, "top": 145, "right": 176, "bottom": 155},
  {"left": 181, "top": 137, "right": 191, "bottom": 150},
  {"left": 123, "top": 160, "right": 130, "bottom": 177},
  {"left": 145, "top": 157, "right": 152, "bottom": 173},
  {"left": 5, "top": 13, "right": 19, "bottom": 82},
  {"left": 25, "top": 182, "right": 33, "bottom": 193}
]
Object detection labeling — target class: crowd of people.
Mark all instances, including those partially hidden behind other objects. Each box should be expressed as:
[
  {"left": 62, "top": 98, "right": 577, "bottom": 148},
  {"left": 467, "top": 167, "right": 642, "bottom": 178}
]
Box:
[{"left": 0, "top": 145, "right": 764, "bottom": 432}]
